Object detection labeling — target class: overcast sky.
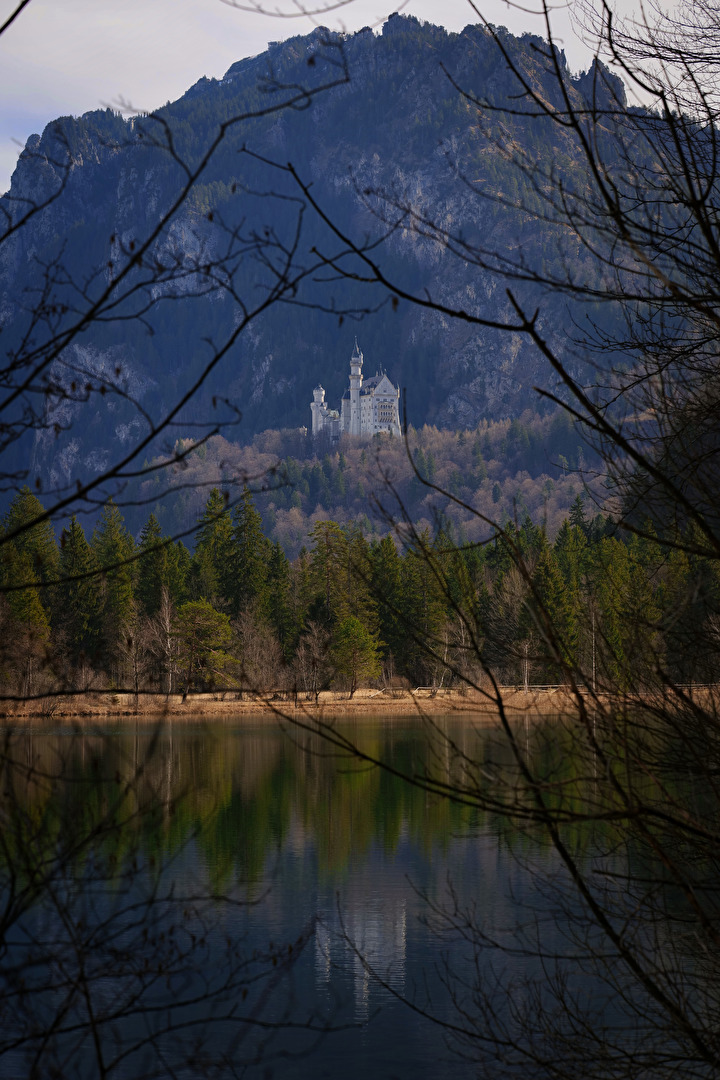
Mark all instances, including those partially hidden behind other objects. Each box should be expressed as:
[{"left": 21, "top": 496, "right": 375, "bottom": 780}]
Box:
[{"left": 0, "top": 0, "right": 611, "bottom": 193}]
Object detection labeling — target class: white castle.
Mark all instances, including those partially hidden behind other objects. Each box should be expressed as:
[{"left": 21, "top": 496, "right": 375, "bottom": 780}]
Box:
[{"left": 310, "top": 340, "right": 402, "bottom": 439}]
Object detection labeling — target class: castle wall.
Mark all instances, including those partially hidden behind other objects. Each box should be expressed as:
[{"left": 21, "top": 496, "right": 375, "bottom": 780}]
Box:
[{"left": 311, "top": 346, "right": 401, "bottom": 439}]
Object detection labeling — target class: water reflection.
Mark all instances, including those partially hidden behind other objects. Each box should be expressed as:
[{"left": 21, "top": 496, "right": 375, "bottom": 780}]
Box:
[{"left": 0, "top": 715, "right": 572, "bottom": 1079}]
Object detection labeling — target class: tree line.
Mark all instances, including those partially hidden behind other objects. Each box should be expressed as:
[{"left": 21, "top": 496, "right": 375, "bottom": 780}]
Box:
[
  {"left": 3, "top": 482, "right": 718, "bottom": 701},
  {"left": 138, "top": 409, "right": 592, "bottom": 561}
]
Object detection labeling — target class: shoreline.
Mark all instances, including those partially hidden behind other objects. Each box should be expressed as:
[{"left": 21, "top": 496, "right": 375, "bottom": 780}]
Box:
[
  {"left": 3, "top": 686, "right": 716, "bottom": 724},
  {"left": 0, "top": 687, "right": 585, "bottom": 722}
]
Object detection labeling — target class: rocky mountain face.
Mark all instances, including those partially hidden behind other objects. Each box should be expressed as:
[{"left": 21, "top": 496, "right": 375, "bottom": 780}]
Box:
[{"left": 0, "top": 15, "right": 622, "bottom": 494}]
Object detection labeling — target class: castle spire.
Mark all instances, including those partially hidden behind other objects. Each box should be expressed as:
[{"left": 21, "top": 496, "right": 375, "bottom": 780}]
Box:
[{"left": 349, "top": 337, "right": 363, "bottom": 436}]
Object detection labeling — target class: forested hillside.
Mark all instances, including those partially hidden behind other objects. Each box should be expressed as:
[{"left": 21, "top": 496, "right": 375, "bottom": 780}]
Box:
[
  {"left": 3, "top": 482, "right": 716, "bottom": 700},
  {"left": 0, "top": 16, "right": 626, "bottom": 499},
  {"left": 137, "top": 409, "right": 594, "bottom": 553}
]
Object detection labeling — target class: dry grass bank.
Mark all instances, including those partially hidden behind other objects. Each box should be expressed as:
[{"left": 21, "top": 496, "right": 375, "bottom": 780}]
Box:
[{"left": 0, "top": 686, "right": 599, "bottom": 723}]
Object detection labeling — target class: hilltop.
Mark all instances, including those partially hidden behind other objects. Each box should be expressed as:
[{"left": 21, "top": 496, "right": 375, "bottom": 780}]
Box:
[{"left": 0, "top": 15, "right": 623, "bottom": 501}]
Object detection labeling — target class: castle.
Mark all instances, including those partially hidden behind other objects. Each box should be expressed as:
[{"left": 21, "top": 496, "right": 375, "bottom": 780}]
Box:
[{"left": 310, "top": 340, "right": 402, "bottom": 439}]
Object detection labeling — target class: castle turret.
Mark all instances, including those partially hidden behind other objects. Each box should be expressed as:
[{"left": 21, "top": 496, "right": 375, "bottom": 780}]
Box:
[
  {"left": 348, "top": 338, "right": 363, "bottom": 436},
  {"left": 310, "top": 384, "right": 326, "bottom": 436},
  {"left": 313, "top": 340, "right": 400, "bottom": 440}
]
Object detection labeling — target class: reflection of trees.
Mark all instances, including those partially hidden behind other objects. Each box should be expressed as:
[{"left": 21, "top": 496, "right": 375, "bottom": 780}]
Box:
[
  {"left": 2, "top": 720, "right": 549, "bottom": 888},
  {"left": 0, "top": 21, "right": 382, "bottom": 1066},
  {"left": 7, "top": 714, "right": 684, "bottom": 1074},
  {"left": 0, "top": 724, "right": 326, "bottom": 1077},
  {"left": 255, "top": 0, "right": 720, "bottom": 1073}
]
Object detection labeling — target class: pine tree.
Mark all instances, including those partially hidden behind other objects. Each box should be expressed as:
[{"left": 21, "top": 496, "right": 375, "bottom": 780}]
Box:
[
  {"left": 568, "top": 493, "right": 589, "bottom": 536},
  {"left": 56, "top": 517, "right": 101, "bottom": 668},
  {"left": 622, "top": 531, "right": 664, "bottom": 683},
  {"left": 309, "top": 520, "right": 347, "bottom": 625},
  {"left": 168, "top": 541, "right": 191, "bottom": 606},
  {"left": 227, "top": 487, "right": 271, "bottom": 617},
  {"left": 1, "top": 487, "right": 59, "bottom": 624},
  {"left": 337, "top": 525, "right": 378, "bottom": 630},
  {"left": 589, "top": 537, "right": 630, "bottom": 688},
  {"left": 190, "top": 489, "right": 233, "bottom": 607},
  {"left": 2, "top": 487, "right": 59, "bottom": 587},
  {"left": 92, "top": 500, "right": 135, "bottom": 673},
  {"left": 370, "top": 535, "right": 405, "bottom": 665},
  {"left": 554, "top": 518, "right": 588, "bottom": 662},
  {"left": 289, "top": 546, "right": 314, "bottom": 634},
  {"left": 136, "top": 514, "right": 168, "bottom": 617},
  {"left": 173, "top": 599, "right": 235, "bottom": 697},
  {"left": 330, "top": 615, "right": 382, "bottom": 697},
  {"left": 530, "top": 543, "right": 573, "bottom": 677},
  {"left": 265, "top": 541, "right": 295, "bottom": 660},
  {"left": 398, "top": 535, "right": 447, "bottom": 684},
  {"left": 0, "top": 547, "right": 51, "bottom": 695}
]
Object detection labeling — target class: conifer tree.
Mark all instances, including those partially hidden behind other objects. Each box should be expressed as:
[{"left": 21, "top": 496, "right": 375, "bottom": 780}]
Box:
[
  {"left": 0, "top": 547, "right": 51, "bottom": 695},
  {"left": 554, "top": 519, "right": 588, "bottom": 662},
  {"left": 2, "top": 487, "right": 59, "bottom": 585},
  {"left": 370, "top": 535, "right": 405, "bottom": 665},
  {"left": 190, "top": 489, "right": 233, "bottom": 607},
  {"left": 530, "top": 543, "right": 573, "bottom": 676},
  {"left": 1, "top": 488, "right": 59, "bottom": 624},
  {"left": 92, "top": 500, "right": 135, "bottom": 674},
  {"left": 265, "top": 541, "right": 295, "bottom": 660},
  {"left": 589, "top": 536, "right": 630, "bottom": 687},
  {"left": 173, "top": 599, "right": 236, "bottom": 697},
  {"left": 621, "top": 530, "right": 665, "bottom": 682},
  {"left": 398, "top": 535, "right": 447, "bottom": 684},
  {"left": 337, "top": 525, "right": 378, "bottom": 630},
  {"left": 56, "top": 517, "right": 101, "bottom": 670},
  {"left": 136, "top": 514, "right": 168, "bottom": 618},
  {"left": 289, "top": 546, "right": 314, "bottom": 635},
  {"left": 228, "top": 487, "right": 271, "bottom": 617},
  {"left": 568, "top": 493, "right": 589, "bottom": 536},
  {"left": 168, "top": 542, "right": 191, "bottom": 607},
  {"left": 309, "top": 520, "right": 348, "bottom": 625},
  {"left": 330, "top": 615, "right": 381, "bottom": 697}
]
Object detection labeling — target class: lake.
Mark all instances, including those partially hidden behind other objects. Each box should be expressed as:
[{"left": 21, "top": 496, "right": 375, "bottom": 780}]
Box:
[{"left": 0, "top": 713, "right": 587, "bottom": 1079}]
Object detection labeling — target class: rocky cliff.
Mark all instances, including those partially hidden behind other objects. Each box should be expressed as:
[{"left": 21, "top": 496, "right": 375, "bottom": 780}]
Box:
[{"left": 0, "top": 15, "right": 619, "bottom": 494}]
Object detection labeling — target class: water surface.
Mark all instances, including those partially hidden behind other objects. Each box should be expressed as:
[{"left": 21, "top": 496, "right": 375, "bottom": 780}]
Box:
[{"left": 0, "top": 714, "right": 573, "bottom": 1078}]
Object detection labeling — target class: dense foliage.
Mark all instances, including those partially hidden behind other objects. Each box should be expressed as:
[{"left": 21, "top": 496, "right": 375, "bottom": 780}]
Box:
[
  {"left": 3, "top": 479, "right": 717, "bottom": 699},
  {"left": 136, "top": 409, "right": 593, "bottom": 550}
]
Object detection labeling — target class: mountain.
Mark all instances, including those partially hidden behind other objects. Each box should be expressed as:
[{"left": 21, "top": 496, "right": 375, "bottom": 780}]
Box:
[{"left": 0, "top": 15, "right": 621, "bottom": 497}]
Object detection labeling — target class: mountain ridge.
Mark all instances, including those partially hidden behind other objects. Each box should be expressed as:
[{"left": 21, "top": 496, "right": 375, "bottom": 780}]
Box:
[{"left": 0, "top": 15, "right": 620, "bottom": 500}]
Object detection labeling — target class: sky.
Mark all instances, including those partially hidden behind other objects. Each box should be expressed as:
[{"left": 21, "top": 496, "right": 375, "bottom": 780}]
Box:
[{"left": 0, "top": 0, "right": 615, "bottom": 193}]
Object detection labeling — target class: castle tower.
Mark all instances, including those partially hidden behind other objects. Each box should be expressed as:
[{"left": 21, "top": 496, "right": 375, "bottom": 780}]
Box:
[
  {"left": 349, "top": 337, "right": 363, "bottom": 436},
  {"left": 310, "top": 384, "right": 326, "bottom": 436}
]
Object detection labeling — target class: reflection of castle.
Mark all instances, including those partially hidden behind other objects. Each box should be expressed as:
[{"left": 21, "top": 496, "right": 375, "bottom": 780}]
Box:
[
  {"left": 310, "top": 339, "right": 402, "bottom": 440},
  {"left": 315, "top": 896, "right": 407, "bottom": 1021}
]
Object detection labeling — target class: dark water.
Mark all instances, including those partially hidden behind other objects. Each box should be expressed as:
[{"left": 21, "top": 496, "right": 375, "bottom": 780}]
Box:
[{"left": 0, "top": 715, "right": 573, "bottom": 1079}]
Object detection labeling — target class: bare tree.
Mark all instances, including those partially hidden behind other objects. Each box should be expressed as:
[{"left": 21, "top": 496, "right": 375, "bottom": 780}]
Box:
[
  {"left": 0, "top": 7, "right": 362, "bottom": 603},
  {"left": 254, "top": 2, "right": 720, "bottom": 1076},
  {"left": 0, "top": 6, "right": 362, "bottom": 1075},
  {"left": 293, "top": 620, "right": 333, "bottom": 702},
  {"left": 7, "top": 0, "right": 720, "bottom": 1074}
]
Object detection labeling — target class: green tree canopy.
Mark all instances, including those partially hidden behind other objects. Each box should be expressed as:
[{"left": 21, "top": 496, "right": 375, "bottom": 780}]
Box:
[
  {"left": 330, "top": 615, "right": 382, "bottom": 697},
  {"left": 56, "top": 517, "right": 101, "bottom": 665},
  {"left": 91, "top": 500, "right": 135, "bottom": 669},
  {"left": 227, "top": 487, "right": 271, "bottom": 617},
  {"left": 173, "top": 599, "right": 236, "bottom": 695},
  {"left": 190, "top": 489, "right": 233, "bottom": 607}
]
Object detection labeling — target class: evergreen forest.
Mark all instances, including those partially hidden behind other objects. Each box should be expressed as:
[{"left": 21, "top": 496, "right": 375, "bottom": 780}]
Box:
[{"left": 4, "top": 481, "right": 718, "bottom": 701}]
